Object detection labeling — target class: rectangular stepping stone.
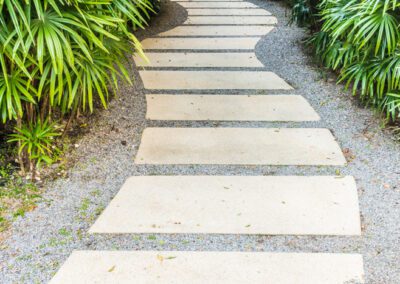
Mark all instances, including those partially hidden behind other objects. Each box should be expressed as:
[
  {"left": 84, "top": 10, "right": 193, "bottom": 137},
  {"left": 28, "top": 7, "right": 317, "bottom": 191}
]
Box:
[
  {"left": 187, "top": 8, "right": 271, "bottom": 15},
  {"left": 158, "top": 25, "right": 273, "bottom": 36},
  {"left": 172, "top": 0, "right": 247, "bottom": 1},
  {"left": 134, "top": 128, "right": 347, "bottom": 165},
  {"left": 50, "top": 251, "right": 364, "bottom": 284},
  {"left": 89, "top": 176, "right": 361, "bottom": 235},
  {"left": 134, "top": 52, "right": 263, "bottom": 67},
  {"left": 140, "top": 37, "right": 261, "bottom": 50},
  {"left": 139, "top": 71, "right": 292, "bottom": 90},
  {"left": 184, "top": 16, "right": 277, "bottom": 25},
  {"left": 146, "top": 94, "right": 320, "bottom": 121},
  {"left": 178, "top": 2, "right": 258, "bottom": 8}
]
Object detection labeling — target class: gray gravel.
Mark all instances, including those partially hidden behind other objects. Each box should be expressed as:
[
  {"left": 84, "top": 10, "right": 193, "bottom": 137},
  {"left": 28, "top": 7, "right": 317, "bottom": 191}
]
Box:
[{"left": 1, "top": 0, "right": 400, "bottom": 283}]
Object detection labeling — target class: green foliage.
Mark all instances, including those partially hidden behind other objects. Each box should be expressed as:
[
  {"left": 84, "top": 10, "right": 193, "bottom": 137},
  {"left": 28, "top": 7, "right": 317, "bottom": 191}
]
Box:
[
  {"left": 8, "top": 119, "right": 60, "bottom": 170},
  {"left": 288, "top": 0, "right": 319, "bottom": 28},
  {"left": 314, "top": 0, "right": 400, "bottom": 120},
  {"left": 0, "top": 0, "right": 154, "bottom": 175},
  {"left": 286, "top": 0, "right": 400, "bottom": 122}
]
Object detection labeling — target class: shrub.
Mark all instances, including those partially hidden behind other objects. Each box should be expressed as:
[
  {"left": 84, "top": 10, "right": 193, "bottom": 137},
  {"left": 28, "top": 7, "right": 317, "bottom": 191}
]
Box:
[
  {"left": 288, "top": 0, "right": 319, "bottom": 29},
  {"left": 8, "top": 119, "right": 60, "bottom": 179},
  {"left": 286, "top": 0, "right": 400, "bottom": 122},
  {"left": 0, "top": 0, "right": 154, "bottom": 176}
]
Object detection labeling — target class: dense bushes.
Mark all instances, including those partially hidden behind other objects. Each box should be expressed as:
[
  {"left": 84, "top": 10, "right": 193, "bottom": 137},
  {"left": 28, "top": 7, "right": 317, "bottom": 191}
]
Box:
[
  {"left": 287, "top": 0, "right": 400, "bottom": 122},
  {"left": 287, "top": 0, "right": 319, "bottom": 28},
  {"left": 0, "top": 0, "right": 154, "bottom": 176}
]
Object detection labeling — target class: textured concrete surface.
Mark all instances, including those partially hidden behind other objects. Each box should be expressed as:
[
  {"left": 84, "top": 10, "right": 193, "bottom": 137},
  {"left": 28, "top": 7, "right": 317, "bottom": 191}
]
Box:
[
  {"left": 140, "top": 37, "right": 261, "bottom": 50},
  {"left": 134, "top": 52, "right": 263, "bottom": 67},
  {"left": 187, "top": 8, "right": 271, "bottom": 16},
  {"left": 89, "top": 176, "right": 361, "bottom": 235},
  {"left": 50, "top": 251, "right": 364, "bottom": 284},
  {"left": 184, "top": 15, "right": 277, "bottom": 25},
  {"left": 158, "top": 25, "right": 274, "bottom": 36},
  {"left": 178, "top": 2, "right": 258, "bottom": 8},
  {"left": 145, "top": 94, "right": 320, "bottom": 121},
  {"left": 139, "top": 70, "right": 292, "bottom": 90},
  {"left": 135, "top": 128, "right": 346, "bottom": 165}
]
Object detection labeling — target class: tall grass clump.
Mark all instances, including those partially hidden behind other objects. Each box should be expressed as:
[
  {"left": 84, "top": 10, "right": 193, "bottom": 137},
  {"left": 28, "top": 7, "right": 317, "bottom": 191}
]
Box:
[
  {"left": 0, "top": 0, "right": 154, "bottom": 176},
  {"left": 287, "top": 0, "right": 400, "bottom": 123}
]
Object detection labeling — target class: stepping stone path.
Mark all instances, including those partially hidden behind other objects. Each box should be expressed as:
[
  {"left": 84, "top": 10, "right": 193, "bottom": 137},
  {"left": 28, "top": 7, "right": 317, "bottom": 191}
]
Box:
[
  {"left": 89, "top": 176, "right": 361, "bottom": 235},
  {"left": 51, "top": 251, "right": 364, "bottom": 283},
  {"left": 187, "top": 8, "right": 271, "bottom": 15},
  {"left": 139, "top": 70, "right": 291, "bottom": 89},
  {"left": 178, "top": 2, "right": 258, "bottom": 8},
  {"left": 51, "top": 0, "right": 365, "bottom": 283},
  {"left": 157, "top": 25, "right": 274, "bottom": 36},
  {"left": 145, "top": 94, "right": 320, "bottom": 121},
  {"left": 134, "top": 52, "right": 264, "bottom": 67},
  {"left": 134, "top": 128, "right": 346, "bottom": 165},
  {"left": 183, "top": 16, "right": 278, "bottom": 24},
  {"left": 141, "top": 37, "right": 261, "bottom": 50}
]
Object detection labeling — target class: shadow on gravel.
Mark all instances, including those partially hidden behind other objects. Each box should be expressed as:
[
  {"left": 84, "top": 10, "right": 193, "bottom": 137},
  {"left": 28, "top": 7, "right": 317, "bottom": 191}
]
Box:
[{"left": 136, "top": 0, "right": 188, "bottom": 40}]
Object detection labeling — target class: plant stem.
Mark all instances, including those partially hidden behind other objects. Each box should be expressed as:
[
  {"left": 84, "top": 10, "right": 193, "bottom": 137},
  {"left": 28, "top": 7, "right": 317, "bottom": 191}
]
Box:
[{"left": 16, "top": 116, "right": 26, "bottom": 176}]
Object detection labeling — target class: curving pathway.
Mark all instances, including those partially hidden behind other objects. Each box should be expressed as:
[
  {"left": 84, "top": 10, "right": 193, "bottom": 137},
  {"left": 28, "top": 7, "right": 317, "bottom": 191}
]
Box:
[{"left": 50, "top": 0, "right": 364, "bottom": 283}]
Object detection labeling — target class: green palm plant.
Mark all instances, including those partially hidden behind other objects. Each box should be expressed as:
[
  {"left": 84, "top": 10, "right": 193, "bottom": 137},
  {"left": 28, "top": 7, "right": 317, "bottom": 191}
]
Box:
[
  {"left": 307, "top": 0, "right": 400, "bottom": 121},
  {"left": 0, "top": 0, "right": 154, "bottom": 175},
  {"left": 8, "top": 119, "right": 60, "bottom": 179}
]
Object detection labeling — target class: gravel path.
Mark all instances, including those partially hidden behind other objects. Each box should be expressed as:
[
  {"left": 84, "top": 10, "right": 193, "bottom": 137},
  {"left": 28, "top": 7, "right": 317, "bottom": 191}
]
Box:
[{"left": 1, "top": 0, "right": 400, "bottom": 283}]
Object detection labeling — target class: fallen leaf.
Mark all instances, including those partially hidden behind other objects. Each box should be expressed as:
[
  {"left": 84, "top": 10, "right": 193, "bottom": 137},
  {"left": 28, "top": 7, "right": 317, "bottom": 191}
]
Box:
[{"left": 342, "top": 148, "right": 356, "bottom": 162}]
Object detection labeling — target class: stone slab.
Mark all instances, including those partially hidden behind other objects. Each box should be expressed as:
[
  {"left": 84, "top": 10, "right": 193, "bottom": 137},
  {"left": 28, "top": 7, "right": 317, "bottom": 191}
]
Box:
[
  {"left": 139, "top": 71, "right": 292, "bottom": 90},
  {"left": 140, "top": 37, "right": 261, "bottom": 50},
  {"left": 134, "top": 52, "right": 263, "bottom": 67},
  {"left": 184, "top": 16, "right": 277, "bottom": 25},
  {"left": 89, "top": 176, "right": 361, "bottom": 235},
  {"left": 50, "top": 251, "right": 364, "bottom": 284},
  {"left": 158, "top": 25, "right": 273, "bottom": 36},
  {"left": 187, "top": 8, "right": 271, "bottom": 15},
  {"left": 145, "top": 94, "right": 320, "bottom": 121},
  {"left": 134, "top": 128, "right": 347, "bottom": 165},
  {"left": 172, "top": 0, "right": 247, "bottom": 1},
  {"left": 177, "top": 2, "right": 258, "bottom": 8}
]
